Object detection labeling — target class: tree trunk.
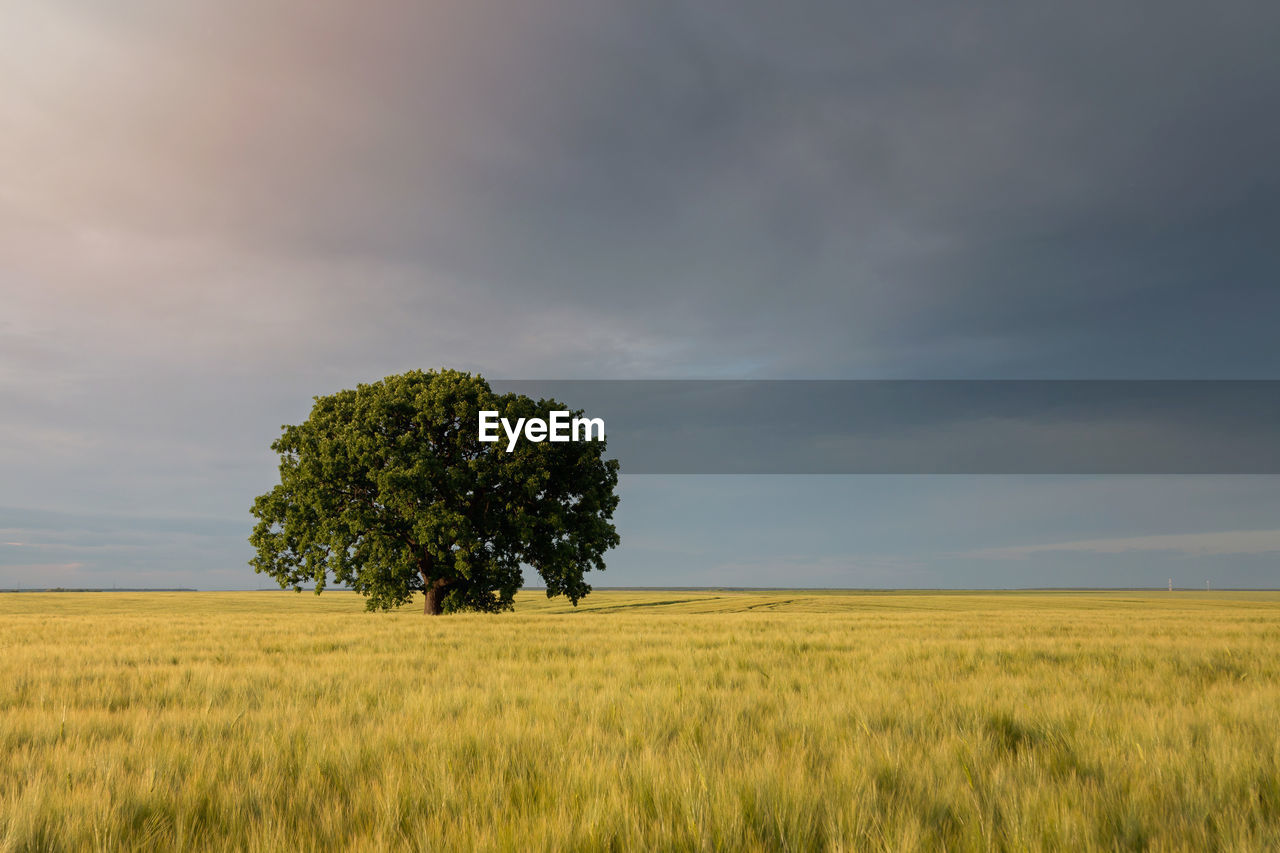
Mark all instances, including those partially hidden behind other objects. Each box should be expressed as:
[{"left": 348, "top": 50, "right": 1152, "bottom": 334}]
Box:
[{"left": 423, "top": 576, "right": 449, "bottom": 616}]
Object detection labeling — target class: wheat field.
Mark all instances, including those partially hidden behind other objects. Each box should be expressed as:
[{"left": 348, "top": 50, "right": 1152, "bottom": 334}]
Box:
[{"left": 2, "top": 589, "right": 1278, "bottom": 851}]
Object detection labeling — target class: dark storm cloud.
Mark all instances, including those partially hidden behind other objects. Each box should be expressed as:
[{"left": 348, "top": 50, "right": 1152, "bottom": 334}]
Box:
[
  {"left": 392, "top": 0, "right": 1280, "bottom": 376},
  {"left": 7, "top": 0, "right": 1278, "bottom": 377}
]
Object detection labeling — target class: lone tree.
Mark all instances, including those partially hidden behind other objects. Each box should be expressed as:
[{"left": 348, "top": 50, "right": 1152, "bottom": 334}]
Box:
[{"left": 250, "top": 370, "right": 620, "bottom": 614}]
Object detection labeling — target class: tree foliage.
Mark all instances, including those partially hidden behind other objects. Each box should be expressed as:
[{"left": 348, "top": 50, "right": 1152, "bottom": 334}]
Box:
[{"left": 249, "top": 370, "right": 620, "bottom": 613}]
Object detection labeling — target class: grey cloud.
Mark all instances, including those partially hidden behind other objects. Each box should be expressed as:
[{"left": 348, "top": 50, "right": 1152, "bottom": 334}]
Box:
[
  {"left": 966, "top": 529, "right": 1280, "bottom": 560},
  {"left": 6, "top": 0, "right": 1279, "bottom": 378},
  {"left": 4, "top": 1, "right": 1280, "bottom": 587},
  {"left": 0, "top": 505, "right": 252, "bottom": 587}
]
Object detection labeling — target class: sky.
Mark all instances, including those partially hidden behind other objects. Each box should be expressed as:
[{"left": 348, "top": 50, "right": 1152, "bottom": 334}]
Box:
[{"left": 3, "top": 0, "right": 1279, "bottom": 590}]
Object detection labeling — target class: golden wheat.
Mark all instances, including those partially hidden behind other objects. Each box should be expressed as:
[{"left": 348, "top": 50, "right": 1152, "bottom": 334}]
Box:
[{"left": 2, "top": 590, "right": 1278, "bottom": 851}]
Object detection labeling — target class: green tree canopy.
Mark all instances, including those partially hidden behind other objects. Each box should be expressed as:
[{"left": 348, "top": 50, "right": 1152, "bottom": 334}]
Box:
[{"left": 249, "top": 370, "right": 620, "bottom": 614}]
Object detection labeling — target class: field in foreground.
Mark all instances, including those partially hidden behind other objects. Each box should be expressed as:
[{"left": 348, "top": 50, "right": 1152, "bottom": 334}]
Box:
[{"left": 2, "top": 590, "right": 1279, "bottom": 851}]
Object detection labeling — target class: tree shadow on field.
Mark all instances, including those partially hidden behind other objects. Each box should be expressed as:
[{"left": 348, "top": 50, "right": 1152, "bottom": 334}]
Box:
[
  {"left": 740, "top": 599, "right": 797, "bottom": 610},
  {"left": 574, "top": 597, "right": 725, "bottom": 613}
]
